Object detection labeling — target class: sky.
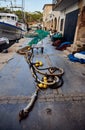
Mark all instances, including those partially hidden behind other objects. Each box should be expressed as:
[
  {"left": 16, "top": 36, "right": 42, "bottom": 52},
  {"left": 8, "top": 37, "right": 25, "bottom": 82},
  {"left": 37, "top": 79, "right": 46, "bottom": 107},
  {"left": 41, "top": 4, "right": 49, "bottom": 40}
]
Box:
[
  {"left": 25, "top": 0, "right": 52, "bottom": 12},
  {"left": 0, "top": 0, "right": 52, "bottom": 12}
]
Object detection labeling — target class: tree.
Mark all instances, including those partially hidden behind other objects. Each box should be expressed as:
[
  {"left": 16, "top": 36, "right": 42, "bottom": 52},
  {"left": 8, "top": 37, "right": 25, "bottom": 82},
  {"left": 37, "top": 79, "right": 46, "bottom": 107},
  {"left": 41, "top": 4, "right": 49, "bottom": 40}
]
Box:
[
  {"left": 0, "top": 7, "right": 43, "bottom": 24},
  {"left": 0, "top": 7, "right": 11, "bottom": 13}
]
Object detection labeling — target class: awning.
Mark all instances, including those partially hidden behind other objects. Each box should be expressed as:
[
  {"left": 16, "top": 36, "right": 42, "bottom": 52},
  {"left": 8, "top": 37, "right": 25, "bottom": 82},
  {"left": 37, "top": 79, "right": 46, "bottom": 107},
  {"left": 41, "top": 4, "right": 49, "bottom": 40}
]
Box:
[{"left": 53, "top": 0, "right": 79, "bottom": 11}]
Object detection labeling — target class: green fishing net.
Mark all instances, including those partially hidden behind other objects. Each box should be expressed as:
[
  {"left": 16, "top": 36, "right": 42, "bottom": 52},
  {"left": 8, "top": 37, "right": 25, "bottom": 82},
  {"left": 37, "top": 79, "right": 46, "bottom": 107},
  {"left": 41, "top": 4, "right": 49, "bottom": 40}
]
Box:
[{"left": 27, "top": 29, "right": 49, "bottom": 46}]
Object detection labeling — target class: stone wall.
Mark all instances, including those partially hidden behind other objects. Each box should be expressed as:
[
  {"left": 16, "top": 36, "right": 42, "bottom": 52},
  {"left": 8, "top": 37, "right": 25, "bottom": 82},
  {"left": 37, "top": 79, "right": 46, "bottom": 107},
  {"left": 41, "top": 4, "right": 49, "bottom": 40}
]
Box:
[
  {"left": 72, "top": 5, "right": 85, "bottom": 52},
  {"left": 67, "top": 4, "right": 85, "bottom": 53},
  {"left": 43, "top": 4, "right": 53, "bottom": 30}
]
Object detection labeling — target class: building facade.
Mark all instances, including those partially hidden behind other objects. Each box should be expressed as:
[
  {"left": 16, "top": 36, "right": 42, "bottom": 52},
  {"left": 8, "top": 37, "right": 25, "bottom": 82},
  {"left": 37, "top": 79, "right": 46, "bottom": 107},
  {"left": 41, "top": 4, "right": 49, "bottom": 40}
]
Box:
[
  {"left": 52, "top": 0, "right": 85, "bottom": 52},
  {"left": 43, "top": 4, "right": 60, "bottom": 31},
  {"left": 43, "top": 4, "right": 53, "bottom": 30}
]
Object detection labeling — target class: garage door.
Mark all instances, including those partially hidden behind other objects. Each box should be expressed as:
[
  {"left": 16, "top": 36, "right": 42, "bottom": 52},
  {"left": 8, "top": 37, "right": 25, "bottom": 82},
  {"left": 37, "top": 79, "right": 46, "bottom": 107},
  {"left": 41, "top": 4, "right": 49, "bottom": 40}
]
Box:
[{"left": 64, "top": 9, "right": 79, "bottom": 42}]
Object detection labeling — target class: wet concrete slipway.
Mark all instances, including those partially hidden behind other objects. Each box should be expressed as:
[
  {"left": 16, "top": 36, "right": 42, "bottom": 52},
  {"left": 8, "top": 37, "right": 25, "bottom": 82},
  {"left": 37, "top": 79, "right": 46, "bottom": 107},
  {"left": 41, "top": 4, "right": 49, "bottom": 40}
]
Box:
[{"left": 0, "top": 36, "right": 85, "bottom": 130}]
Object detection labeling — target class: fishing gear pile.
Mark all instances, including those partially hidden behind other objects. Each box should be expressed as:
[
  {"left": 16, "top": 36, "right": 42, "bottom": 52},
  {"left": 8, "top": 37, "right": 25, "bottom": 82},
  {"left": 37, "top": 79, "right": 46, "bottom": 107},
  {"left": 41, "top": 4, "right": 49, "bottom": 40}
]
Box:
[
  {"left": 17, "top": 45, "right": 64, "bottom": 121},
  {"left": 25, "top": 29, "right": 49, "bottom": 46}
]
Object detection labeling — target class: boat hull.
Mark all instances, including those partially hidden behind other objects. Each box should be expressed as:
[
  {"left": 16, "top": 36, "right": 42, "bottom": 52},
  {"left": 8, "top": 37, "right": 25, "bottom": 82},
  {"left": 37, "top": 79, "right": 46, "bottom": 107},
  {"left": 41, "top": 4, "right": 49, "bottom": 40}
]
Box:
[{"left": 0, "top": 22, "right": 23, "bottom": 41}]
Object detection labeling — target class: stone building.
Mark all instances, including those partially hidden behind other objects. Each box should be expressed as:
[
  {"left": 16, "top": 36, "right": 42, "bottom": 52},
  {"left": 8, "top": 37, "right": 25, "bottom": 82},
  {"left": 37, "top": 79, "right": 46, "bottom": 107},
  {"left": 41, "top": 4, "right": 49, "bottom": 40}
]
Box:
[
  {"left": 52, "top": 0, "right": 85, "bottom": 52},
  {"left": 43, "top": 4, "right": 53, "bottom": 30},
  {"left": 43, "top": 0, "right": 85, "bottom": 52},
  {"left": 43, "top": 4, "right": 60, "bottom": 31}
]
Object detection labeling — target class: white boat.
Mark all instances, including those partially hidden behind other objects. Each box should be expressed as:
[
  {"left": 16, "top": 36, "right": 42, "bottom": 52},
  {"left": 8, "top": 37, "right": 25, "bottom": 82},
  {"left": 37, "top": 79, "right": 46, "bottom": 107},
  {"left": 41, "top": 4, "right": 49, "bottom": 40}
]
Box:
[
  {"left": 0, "top": 37, "right": 9, "bottom": 45},
  {"left": 0, "top": 13, "right": 26, "bottom": 41}
]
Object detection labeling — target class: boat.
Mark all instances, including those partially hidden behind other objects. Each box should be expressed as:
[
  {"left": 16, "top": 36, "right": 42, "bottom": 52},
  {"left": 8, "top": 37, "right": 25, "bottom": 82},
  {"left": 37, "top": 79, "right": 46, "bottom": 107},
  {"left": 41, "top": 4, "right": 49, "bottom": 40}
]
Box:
[
  {"left": 0, "top": 12, "right": 26, "bottom": 41},
  {"left": 0, "top": 37, "right": 9, "bottom": 45}
]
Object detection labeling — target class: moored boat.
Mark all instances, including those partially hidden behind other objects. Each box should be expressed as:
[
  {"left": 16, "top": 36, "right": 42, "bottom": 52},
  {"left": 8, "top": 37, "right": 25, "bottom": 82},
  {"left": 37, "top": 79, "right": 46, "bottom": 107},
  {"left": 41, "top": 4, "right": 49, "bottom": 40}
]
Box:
[{"left": 0, "top": 13, "right": 26, "bottom": 41}]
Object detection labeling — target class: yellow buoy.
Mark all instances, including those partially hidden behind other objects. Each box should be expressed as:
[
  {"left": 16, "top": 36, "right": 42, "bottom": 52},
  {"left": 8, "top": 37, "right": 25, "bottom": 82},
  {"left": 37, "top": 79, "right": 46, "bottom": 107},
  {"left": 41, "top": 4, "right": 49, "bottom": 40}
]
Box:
[
  {"left": 39, "top": 61, "right": 43, "bottom": 66},
  {"left": 43, "top": 84, "right": 48, "bottom": 88},
  {"left": 35, "top": 63, "right": 39, "bottom": 67},
  {"left": 38, "top": 83, "right": 44, "bottom": 88},
  {"left": 43, "top": 79, "right": 48, "bottom": 83},
  {"left": 43, "top": 76, "right": 47, "bottom": 80}
]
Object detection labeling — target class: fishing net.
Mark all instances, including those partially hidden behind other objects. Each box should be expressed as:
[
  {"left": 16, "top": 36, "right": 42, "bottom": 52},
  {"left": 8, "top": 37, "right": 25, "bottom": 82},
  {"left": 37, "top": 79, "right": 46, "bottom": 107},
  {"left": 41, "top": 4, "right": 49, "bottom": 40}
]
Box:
[{"left": 28, "top": 29, "right": 49, "bottom": 46}]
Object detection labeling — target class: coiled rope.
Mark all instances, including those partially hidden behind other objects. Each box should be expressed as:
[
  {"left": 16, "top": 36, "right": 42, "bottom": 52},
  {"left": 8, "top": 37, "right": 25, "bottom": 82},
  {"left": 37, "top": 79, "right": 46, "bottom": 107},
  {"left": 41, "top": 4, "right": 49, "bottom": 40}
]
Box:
[{"left": 17, "top": 45, "right": 64, "bottom": 121}]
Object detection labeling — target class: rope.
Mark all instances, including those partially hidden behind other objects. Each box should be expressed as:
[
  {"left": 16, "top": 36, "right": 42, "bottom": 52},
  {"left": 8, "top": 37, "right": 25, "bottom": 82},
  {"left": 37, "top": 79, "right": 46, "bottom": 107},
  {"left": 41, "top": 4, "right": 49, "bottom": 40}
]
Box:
[
  {"left": 17, "top": 45, "right": 64, "bottom": 88},
  {"left": 17, "top": 45, "right": 64, "bottom": 121}
]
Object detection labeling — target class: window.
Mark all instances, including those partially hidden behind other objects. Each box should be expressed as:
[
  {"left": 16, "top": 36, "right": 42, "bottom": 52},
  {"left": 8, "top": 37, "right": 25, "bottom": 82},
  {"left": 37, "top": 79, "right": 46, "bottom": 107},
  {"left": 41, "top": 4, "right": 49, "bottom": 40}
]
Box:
[
  {"left": 60, "top": 19, "right": 64, "bottom": 31},
  {"left": 11, "top": 16, "right": 14, "bottom": 20},
  {"left": 7, "top": 16, "right": 10, "bottom": 20}
]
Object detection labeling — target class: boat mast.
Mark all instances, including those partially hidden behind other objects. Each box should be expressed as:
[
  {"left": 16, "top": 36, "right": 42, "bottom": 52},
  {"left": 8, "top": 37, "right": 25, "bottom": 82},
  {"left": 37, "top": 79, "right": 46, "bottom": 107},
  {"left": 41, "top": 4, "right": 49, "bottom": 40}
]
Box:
[{"left": 11, "top": 0, "right": 25, "bottom": 23}]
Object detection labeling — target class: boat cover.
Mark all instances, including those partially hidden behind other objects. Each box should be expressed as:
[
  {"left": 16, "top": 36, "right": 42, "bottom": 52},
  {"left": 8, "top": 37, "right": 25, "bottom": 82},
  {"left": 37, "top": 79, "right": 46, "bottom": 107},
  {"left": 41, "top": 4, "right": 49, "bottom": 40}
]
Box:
[{"left": 68, "top": 51, "right": 85, "bottom": 64}]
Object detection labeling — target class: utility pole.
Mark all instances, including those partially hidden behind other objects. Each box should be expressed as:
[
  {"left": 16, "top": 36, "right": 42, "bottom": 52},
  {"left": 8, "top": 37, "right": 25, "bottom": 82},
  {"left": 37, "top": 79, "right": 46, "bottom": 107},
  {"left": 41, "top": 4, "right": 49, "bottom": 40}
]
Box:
[
  {"left": 0, "top": 0, "right": 26, "bottom": 23},
  {"left": 0, "top": 0, "right": 12, "bottom": 12},
  {"left": 22, "top": 0, "right": 25, "bottom": 23}
]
